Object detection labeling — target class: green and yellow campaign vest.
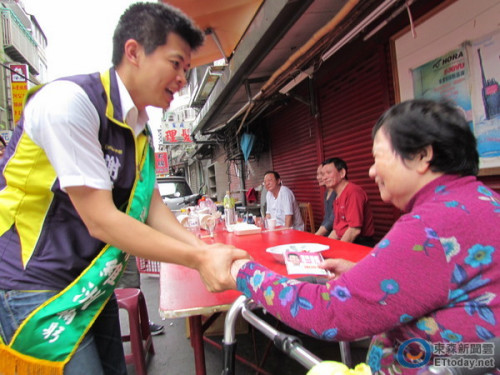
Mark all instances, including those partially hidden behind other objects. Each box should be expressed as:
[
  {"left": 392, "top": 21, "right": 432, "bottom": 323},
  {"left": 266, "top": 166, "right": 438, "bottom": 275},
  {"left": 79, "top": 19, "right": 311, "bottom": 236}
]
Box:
[{"left": 0, "top": 70, "right": 156, "bottom": 375}]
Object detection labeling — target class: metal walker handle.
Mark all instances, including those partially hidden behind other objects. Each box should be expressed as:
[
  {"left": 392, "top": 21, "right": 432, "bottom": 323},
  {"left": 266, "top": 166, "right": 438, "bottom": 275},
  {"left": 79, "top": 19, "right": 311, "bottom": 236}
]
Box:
[{"left": 221, "top": 296, "right": 322, "bottom": 374}]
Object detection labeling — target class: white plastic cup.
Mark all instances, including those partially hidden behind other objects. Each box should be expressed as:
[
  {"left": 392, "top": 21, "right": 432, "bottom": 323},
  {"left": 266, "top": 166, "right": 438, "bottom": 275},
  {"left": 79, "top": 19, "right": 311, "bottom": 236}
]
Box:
[{"left": 267, "top": 218, "right": 276, "bottom": 230}]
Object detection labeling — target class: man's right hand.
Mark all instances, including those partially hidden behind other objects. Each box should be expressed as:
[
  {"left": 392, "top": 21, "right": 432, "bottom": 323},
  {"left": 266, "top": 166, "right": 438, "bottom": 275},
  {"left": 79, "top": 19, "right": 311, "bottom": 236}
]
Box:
[{"left": 196, "top": 243, "right": 251, "bottom": 292}]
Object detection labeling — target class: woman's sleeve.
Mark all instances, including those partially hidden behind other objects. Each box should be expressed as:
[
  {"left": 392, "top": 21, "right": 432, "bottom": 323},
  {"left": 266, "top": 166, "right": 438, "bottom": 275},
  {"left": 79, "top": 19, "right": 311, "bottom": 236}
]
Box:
[{"left": 236, "top": 214, "right": 450, "bottom": 341}]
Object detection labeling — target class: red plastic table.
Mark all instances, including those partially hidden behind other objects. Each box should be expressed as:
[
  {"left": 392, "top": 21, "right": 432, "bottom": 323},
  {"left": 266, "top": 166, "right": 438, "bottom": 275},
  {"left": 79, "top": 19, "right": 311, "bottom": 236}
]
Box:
[{"left": 159, "top": 226, "right": 372, "bottom": 375}]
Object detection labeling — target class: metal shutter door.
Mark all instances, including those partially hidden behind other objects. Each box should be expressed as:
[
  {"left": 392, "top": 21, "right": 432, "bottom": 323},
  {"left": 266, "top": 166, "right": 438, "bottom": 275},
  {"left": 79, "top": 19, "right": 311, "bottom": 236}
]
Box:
[
  {"left": 269, "top": 102, "right": 323, "bottom": 228},
  {"left": 319, "top": 50, "right": 395, "bottom": 240}
]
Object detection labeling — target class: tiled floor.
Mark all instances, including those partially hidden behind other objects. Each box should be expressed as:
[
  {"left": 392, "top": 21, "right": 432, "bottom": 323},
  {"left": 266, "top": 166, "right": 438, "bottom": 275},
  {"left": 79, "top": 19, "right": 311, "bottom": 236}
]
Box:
[{"left": 120, "top": 274, "right": 369, "bottom": 375}]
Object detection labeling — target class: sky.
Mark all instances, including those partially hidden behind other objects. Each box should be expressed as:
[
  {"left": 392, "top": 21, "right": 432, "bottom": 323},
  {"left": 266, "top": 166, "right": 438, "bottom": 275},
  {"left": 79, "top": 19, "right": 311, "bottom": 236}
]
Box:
[{"left": 23, "top": 0, "right": 162, "bottom": 131}]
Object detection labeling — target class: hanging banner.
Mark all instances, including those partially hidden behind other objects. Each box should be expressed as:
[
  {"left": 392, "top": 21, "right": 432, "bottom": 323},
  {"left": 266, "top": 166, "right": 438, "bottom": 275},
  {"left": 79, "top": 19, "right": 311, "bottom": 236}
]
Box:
[
  {"left": 9, "top": 64, "right": 29, "bottom": 125},
  {"left": 155, "top": 151, "right": 169, "bottom": 176}
]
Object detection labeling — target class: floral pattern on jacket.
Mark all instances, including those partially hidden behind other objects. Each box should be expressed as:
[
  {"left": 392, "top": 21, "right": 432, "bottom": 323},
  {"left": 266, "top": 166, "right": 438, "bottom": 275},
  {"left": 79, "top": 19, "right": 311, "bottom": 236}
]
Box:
[{"left": 236, "top": 175, "right": 500, "bottom": 374}]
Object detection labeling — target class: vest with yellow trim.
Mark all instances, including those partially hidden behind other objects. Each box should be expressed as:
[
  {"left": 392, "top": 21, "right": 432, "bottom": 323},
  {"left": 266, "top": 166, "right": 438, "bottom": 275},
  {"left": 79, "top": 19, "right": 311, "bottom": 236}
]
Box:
[{"left": 0, "top": 68, "right": 149, "bottom": 291}]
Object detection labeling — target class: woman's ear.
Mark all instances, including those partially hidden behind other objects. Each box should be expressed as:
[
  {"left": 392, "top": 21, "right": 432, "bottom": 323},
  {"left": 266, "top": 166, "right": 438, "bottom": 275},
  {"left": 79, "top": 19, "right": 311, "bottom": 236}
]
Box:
[{"left": 416, "top": 145, "right": 433, "bottom": 173}]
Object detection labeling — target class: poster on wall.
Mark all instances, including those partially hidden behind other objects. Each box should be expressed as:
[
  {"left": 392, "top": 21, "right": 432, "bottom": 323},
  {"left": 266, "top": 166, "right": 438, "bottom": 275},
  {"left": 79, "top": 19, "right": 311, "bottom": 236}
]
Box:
[
  {"left": 467, "top": 30, "right": 500, "bottom": 171},
  {"left": 412, "top": 46, "right": 473, "bottom": 122}
]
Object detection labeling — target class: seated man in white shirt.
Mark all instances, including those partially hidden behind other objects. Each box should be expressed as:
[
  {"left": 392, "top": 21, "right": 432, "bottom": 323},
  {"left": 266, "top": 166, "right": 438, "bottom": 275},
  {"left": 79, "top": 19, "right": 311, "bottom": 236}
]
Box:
[{"left": 264, "top": 171, "right": 304, "bottom": 230}]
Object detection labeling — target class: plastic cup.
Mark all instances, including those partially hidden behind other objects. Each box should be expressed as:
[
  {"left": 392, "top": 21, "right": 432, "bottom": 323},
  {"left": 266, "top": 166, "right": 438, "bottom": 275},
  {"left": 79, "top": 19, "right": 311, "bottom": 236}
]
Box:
[{"left": 267, "top": 218, "right": 276, "bottom": 230}]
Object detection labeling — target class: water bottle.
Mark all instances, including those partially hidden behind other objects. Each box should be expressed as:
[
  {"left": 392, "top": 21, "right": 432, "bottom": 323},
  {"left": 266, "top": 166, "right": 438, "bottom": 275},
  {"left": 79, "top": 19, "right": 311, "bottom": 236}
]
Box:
[
  {"left": 187, "top": 208, "right": 200, "bottom": 237},
  {"left": 224, "top": 191, "right": 236, "bottom": 229}
]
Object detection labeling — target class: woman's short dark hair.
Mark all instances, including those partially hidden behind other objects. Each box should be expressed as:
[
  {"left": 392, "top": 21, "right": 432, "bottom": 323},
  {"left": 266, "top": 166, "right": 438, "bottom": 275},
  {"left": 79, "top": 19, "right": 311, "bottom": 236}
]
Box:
[
  {"left": 372, "top": 99, "right": 479, "bottom": 176},
  {"left": 322, "top": 157, "right": 348, "bottom": 180},
  {"left": 112, "top": 2, "right": 204, "bottom": 66}
]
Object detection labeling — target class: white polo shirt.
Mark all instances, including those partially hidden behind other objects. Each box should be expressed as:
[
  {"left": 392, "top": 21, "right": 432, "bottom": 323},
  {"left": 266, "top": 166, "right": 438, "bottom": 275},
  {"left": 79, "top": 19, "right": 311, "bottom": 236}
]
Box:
[
  {"left": 23, "top": 72, "right": 148, "bottom": 191},
  {"left": 266, "top": 185, "right": 304, "bottom": 230}
]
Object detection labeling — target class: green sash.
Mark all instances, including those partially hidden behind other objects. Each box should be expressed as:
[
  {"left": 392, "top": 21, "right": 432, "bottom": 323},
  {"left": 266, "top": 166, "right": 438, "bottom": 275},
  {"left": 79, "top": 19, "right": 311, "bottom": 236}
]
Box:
[{"left": 0, "top": 137, "right": 156, "bottom": 375}]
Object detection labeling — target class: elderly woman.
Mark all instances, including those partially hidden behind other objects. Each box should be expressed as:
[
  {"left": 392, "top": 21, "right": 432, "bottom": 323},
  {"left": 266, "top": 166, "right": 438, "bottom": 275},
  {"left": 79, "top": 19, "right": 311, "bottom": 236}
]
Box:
[{"left": 231, "top": 99, "right": 500, "bottom": 373}]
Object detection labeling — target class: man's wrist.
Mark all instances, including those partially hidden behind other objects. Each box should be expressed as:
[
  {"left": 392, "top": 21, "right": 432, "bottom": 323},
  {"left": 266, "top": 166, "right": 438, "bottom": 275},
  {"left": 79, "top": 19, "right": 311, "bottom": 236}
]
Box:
[{"left": 230, "top": 259, "right": 250, "bottom": 280}]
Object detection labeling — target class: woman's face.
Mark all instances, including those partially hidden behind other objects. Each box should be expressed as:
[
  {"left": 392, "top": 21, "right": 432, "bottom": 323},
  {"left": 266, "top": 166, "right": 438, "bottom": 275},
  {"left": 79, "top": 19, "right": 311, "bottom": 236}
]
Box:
[{"left": 369, "top": 128, "right": 422, "bottom": 210}]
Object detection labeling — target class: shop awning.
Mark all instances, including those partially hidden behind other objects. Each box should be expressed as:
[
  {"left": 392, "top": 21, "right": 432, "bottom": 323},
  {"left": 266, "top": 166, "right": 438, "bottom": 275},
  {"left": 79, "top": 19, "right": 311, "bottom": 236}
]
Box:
[{"left": 165, "top": 0, "right": 264, "bottom": 68}]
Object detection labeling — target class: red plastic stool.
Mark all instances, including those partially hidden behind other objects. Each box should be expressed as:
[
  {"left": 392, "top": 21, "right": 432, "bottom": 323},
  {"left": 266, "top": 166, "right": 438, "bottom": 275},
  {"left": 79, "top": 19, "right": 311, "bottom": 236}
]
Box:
[{"left": 115, "top": 288, "right": 155, "bottom": 375}]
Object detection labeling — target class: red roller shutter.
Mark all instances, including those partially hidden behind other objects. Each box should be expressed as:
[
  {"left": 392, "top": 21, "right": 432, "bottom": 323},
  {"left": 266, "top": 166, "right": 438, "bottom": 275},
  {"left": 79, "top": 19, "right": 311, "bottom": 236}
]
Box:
[
  {"left": 319, "top": 49, "right": 395, "bottom": 240},
  {"left": 268, "top": 47, "right": 398, "bottom": 240},
  {"left": 268, "top": 101, "right": 323, "bottom": 228}
]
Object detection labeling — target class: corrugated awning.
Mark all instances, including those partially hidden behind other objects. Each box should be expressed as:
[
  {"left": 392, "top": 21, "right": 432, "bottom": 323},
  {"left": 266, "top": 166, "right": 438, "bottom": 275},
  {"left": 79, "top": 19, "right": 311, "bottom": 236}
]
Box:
[{"left": 165, "top": 0, "right": 264, "bottom": 68}]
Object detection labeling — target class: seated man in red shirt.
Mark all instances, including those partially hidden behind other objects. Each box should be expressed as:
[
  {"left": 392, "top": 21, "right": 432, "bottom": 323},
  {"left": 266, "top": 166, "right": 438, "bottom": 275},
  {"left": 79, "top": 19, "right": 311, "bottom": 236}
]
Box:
[{"left": 323, "top": 157, "right": 375, "bottom": 246}]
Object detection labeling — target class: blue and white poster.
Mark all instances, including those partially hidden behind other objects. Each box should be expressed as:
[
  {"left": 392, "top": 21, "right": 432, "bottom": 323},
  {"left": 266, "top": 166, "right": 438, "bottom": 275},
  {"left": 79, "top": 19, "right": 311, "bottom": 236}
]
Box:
[
  {"left": 412, "top": 46, "right": 473, "bottom": 123},
  {"left": 468, "top": 30, "right": 500, "bottom": 171}
]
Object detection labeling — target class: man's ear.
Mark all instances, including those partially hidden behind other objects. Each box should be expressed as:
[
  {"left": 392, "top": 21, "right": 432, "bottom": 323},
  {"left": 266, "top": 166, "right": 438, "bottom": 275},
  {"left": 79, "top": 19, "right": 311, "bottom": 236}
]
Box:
[
  {"left": 416, "top": 145, "right": 433, "bottom": 173},
  {"left": 340, "top": 168, "right": 346, "bottom": 179},
  {"left": 123, "top": 39, "right": 142, "bottom": 67}
]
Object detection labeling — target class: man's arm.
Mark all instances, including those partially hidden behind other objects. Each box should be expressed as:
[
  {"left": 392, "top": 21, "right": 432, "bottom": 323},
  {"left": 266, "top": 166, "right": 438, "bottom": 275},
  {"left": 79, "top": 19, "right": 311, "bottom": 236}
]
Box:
[
  {"left": 339, "top": 226, "right": 361, "bottom": 243},
  {"left": 146, "top": 190, "right": 203, "bottom": 247},
  {"left": 284, "top": 214, "right": 293, "bottom": 228},
  {"left": 66, "top": 186, "right": 249, "bottom": 291},
  {"left": 328, "top": 230, "right": 339, "bottom": 240},
  {"left": 315, "top": 225, "right": 329, "bottom": 236}
]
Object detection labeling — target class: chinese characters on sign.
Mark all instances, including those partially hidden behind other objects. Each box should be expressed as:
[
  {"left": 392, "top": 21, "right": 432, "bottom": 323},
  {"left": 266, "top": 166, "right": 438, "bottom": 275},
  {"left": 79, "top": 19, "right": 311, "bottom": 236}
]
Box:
[
  {"left": 9, "top": 64, "right": 28, "bottom": 125},
  {"left": 162, "top": 109, "right": 194, "bottom": 144},
  {"left": 163, "top": 124, "right": 193, "bottom": 144},
  {"left": 155, "top": 152, "right": 169, "bottom": 175}
]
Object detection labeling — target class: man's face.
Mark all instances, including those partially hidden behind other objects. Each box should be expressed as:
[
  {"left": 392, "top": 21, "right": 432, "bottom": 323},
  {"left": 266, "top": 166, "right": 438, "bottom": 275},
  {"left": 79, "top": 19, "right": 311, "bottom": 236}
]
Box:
[
  {"left": 322, "top": 163, "right": 344, "bottom": 190},
  {"left": 133, "top": 32, "right": 192, "bottom": 110},
  {"left": 264, "top": 173, "right": 280, "bottom": 194},
  {"left": 316, "top": 165, "right": 324, "bottom": 186},
  {"left": 288, "top": 254, "right": 300, "bottom": 265}
]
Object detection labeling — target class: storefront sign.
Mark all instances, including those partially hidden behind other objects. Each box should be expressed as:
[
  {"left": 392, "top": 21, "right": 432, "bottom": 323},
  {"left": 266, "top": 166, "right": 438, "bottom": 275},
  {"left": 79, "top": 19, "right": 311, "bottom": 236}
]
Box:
[{"left": 163, "top": 123, "right": 193, "bottom": 144}]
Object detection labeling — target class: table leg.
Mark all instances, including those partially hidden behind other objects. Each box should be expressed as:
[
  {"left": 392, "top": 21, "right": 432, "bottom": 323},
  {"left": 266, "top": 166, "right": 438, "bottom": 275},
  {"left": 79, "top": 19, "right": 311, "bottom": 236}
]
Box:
[{"left": 189, "top": 315, "right": 207, "bottom": 375}]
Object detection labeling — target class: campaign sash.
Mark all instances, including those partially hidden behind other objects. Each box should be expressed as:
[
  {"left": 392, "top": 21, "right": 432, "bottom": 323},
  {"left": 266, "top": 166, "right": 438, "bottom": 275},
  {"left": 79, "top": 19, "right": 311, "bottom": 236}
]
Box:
[{"left": 0, "top": 130, "right": 156, "bottom": 375}]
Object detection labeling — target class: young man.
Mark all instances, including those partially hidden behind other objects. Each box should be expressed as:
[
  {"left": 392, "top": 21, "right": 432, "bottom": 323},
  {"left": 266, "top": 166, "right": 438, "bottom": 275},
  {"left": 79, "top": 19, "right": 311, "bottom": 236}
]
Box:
[
  {"left": 322, "top": 158, "right": 375, "bottom": 246},
  {"left": 0, "top": 3, "right": 248, "bottom": 374},
  {"left": 264, "top": 170, "right": 304, "bottom": 230}
]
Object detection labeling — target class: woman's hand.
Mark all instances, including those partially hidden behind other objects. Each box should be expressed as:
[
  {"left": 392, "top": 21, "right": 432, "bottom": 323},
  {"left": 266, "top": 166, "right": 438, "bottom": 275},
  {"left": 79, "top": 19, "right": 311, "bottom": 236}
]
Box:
[
  {"left": 320, "top": 258, "right": 356, "bottom": 280},
  {"left": 230, "top": 258, "right": 251, "bottom": 281}
]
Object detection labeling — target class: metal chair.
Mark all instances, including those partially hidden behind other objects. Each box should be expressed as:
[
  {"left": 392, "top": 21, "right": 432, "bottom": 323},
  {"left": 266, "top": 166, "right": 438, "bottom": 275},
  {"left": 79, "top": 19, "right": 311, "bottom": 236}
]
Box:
[{"left": 299, "top": 202, "right": 315, "bottom": 233}]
